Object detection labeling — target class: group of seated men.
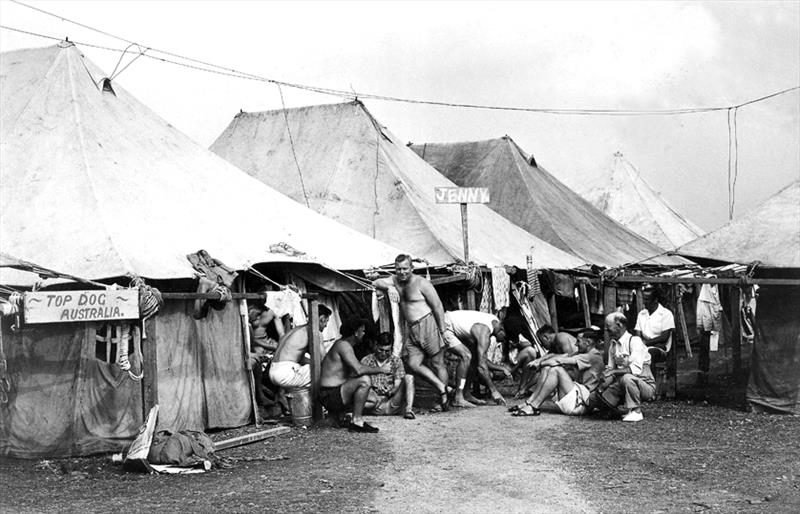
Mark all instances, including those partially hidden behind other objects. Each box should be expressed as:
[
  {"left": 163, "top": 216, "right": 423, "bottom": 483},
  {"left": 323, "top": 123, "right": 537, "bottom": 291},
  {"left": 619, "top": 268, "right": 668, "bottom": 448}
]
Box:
[{"left": 248, "top": 254, "right": 673, "bottom": 432}]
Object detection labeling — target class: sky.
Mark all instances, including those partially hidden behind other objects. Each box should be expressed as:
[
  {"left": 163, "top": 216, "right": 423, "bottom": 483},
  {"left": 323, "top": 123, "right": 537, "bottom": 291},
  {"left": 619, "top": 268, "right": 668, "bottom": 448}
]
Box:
[{"left": 1, "top": 0, "right": 798, "bottom": 232}]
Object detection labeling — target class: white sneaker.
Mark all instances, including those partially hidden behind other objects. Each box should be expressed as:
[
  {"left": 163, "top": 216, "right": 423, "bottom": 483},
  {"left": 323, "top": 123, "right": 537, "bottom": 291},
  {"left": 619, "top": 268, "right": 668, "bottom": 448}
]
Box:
[{"left": 622, "top": 410, "right": 643, "bottom": 422}]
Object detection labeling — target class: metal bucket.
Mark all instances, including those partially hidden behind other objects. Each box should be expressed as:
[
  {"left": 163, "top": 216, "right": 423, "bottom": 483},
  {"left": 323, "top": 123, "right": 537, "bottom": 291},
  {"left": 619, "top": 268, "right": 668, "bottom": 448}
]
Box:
[{"left": 286, "top": 386, "right": 312, "bottom": 427}]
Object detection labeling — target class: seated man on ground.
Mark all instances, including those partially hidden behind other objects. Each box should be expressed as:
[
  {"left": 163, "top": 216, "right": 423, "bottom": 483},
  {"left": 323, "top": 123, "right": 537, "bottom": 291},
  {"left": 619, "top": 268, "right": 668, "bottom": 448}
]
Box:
[
  {"left": 319, "top": 318, "right": 392, "bottom": 433},
  {"left": 442, "top": 310, "right": 511, "bottom": 406},
  {"left": 516, "top": 324, "right": 579, "bottom": 397},
  {"left": 591, "top": 312, "right": 656, "bottom": 422},
  {"left": 361, "top": 333, "right": 416, "bottom": 419},
  {"left": 268, "top": 304, "right": 332, "bottom": 391},
  {"left": 511, "top": 328, "right": 604, "bottom": 416}
]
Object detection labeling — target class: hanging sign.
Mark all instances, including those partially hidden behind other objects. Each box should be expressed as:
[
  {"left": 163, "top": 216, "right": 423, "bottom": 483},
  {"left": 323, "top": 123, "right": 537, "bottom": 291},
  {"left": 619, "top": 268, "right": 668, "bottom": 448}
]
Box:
[
  {"left": 434, "top": 187, "right": 490, "bottom": 204},
  {"left": 23, "top": 289, "right": 140, "bottom": 324}
]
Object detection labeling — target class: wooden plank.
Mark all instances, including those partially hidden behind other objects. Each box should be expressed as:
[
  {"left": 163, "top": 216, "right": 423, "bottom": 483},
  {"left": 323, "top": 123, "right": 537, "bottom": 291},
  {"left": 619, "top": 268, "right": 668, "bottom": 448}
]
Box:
[
  {"left": 141, "top": 318, "right": 158, "bottom": 419},
  {"left": 161, "top": 292, "right": 269, "bottom": 300},
  {"left": 634, "top": 287, "right": 644, "bottom": 315},
  {"left": 579, "top": 281, "right": 591, "bottom": 328},
  {"left": 306, "top": 298, "right": 322, "bottom": 423},
  {"left": 730, "top": 286, "right": 742, "bottom": 376},
  {"left": 215, "top": 426, "right": 291, "bottom": 451},
  {"left": 547, "top": 294, "right": 559, "bottom": 331},
  {"left": 602, "top": 276, "right": 800, "bottom": 286},
  {"left": 430, "top": 273, "right": 469, "bottom": 286},
  {"left": 676, "top": 291, "right": 692, "bottom": 358}
]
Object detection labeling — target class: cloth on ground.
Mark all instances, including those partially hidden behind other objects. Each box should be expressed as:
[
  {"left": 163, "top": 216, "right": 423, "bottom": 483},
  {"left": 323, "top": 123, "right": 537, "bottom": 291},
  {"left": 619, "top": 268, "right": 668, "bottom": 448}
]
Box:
[{"left": 147, "top": 430, "right": 215, "bottom": 467}]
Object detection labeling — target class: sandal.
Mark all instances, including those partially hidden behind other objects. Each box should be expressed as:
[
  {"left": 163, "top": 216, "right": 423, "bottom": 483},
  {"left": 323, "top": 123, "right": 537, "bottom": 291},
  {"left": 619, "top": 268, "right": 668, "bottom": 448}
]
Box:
[
  {"left": 512, "top": 403, "right": 540, "bottom": 417},
  {"left": 439, "top": 390, "right": 451, "bottom": 412},
  {"left": 403, "top": 410, "right": 416, "bottom": 420},
  {"left": 508, "top": 404, "right": 522, "bottom": 413}
]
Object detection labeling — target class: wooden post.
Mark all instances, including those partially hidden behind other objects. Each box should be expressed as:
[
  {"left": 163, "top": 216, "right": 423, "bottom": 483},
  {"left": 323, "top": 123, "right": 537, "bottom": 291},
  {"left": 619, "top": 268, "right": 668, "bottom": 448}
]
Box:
[
  {"left": 579, "top": 281, "right": 591, "bottom": 328},
  {"left": 238, "top": 296, "right": 260, "bottom": 427},
  {"left": 603, "top": 284, "right": 617, "bottom": 317},
  {"left": 141, "top": 318, "right": 158, "bottom": 420},
  {"left": 668, "top": 285, "right": 680, "bottom": 399},
  {"left": 634, "top": 286, "right": 644, "bottom": 315},
  {"left": 460, "top": 203, "right": 469, "bottom": 263},
  {"left": 466, "top": 289, "right": 476, "bottom": 310},
  {"left": 547, "top": 294, "right": 559, "bottom": 331},
  {"left": 730, "top": 286, "right": 742, "bottom": 377},
  {"left": 305, "top": 296, "right": 323, "bottom": 423},
  {"left": 676, "top": 291, "right": 692, "bottom": 358}
]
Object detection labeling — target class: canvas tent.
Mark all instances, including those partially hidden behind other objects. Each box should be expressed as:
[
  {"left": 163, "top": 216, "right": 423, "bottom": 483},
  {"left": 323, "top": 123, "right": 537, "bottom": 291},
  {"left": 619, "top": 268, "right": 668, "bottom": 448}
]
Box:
[
  {"left": 678, "top": 182, "right": 800, "bottom": 414},
  {"left": 0, "top": 44, "right": 403, "bottom": 458},
  {"left": 210, "top": 102, "right": 585, "bottom": 270},
  {"left": 574, "top": 152, "right": 704, "bottom": 249},
  {"left": 409, "top": 137, "right": 686, "bottom": 268}
]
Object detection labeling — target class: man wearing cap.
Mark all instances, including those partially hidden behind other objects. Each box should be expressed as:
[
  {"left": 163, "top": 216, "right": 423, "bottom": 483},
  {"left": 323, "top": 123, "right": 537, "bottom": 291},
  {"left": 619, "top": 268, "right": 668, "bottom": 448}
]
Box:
[
  {"left": 510, "top": 329, "right": 604, "bottom": 416},
  {"left": 596, "top": 311, "right": 656, "bottom": 422}
]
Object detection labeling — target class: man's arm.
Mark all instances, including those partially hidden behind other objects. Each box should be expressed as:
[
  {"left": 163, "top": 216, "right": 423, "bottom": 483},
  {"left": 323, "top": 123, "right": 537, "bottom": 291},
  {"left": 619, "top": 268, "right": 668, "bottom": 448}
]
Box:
[
  {"left": 373, "top": 277, "right": 399, "bottom": 302},
  {"left": 419, "top": 278, "right": 446, "bottom": 333},
  {"left": 472, "top": 325, "right": 506, "bottom": 405},
  {"left": 341, "top": 343, "right": 391, "bottom": 376},
  {"left": 638, "top": 328, "right": 673, "bottom": 347}
]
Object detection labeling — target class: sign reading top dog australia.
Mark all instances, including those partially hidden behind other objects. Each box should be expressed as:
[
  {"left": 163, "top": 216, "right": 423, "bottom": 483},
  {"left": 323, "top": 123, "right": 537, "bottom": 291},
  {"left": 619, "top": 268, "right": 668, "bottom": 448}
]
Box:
[
  {"left": 23, "top": 289, "right": 140, "bottom": 324},
  {"left": 434, "top": 187, "right": 490, "bottom": 204}
]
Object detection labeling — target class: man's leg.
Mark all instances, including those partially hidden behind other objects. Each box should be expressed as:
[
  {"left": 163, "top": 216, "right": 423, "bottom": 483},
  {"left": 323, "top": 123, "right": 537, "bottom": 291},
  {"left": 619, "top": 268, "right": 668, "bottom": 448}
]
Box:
[
  {"left": 447, "top": 342, "right": 476, "bottom": 408},
  {"left": 405, "top": 346, "right": 447, "bottom": 394},
  {"left": 621, "top": 374, "right": 655, "bottom": 412},
  {"left": 527, "top": 367, "right": 558, "bottom": 409},
  {"left": 403, "top": 375, "right": 415, "bottom": 418},
  {"left": 339, "top": 376, "right": 374, "bottom": 429}
]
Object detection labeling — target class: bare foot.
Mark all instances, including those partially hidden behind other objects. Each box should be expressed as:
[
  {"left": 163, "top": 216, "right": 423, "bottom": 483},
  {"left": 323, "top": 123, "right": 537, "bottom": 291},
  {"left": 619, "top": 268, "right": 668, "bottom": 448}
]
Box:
[
  {"left": 491, "top": 393, "right": 508, "bottom": 406},
  {"left": 451, "top": 395, "right": 477, "bottom": 408},
  {"left": 464, "top": 393, "right": 487, "bottom": 406}
]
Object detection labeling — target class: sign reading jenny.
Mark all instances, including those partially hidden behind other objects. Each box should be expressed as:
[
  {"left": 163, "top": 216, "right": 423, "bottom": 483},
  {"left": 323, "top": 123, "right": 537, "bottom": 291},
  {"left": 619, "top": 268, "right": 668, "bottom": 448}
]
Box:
[
  {"left": 23, "top": 289, "right": 140, "bottom": 324},
  {"left": 434, "top": 187, "right": 490, "bottom": 204}
]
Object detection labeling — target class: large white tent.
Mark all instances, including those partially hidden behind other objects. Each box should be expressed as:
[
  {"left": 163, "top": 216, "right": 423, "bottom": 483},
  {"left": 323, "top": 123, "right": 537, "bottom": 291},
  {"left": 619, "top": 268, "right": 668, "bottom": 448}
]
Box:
[
  {"left": 210, "top": 101, "right": 585, "bottom": 270},
  {"left": 0, "top": 44, "right": 402, "bottom": 285}
]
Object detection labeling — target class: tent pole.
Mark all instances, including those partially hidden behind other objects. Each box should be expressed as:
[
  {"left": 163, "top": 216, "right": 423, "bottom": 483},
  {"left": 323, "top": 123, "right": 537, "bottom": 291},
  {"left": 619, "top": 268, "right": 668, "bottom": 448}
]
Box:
[
  {"left": 305, "top": 295, "right": 323, "bottom": 423},
  {"left": 237, "top": 288, "right": 260, "bottom": 428},
  {"left": 730, "top": 286, "right": 743, "bottom": 378},
  {"left": 579, "top": 281, "right": 591, "bottom": 328},
  {"left": 141, "top": 318, "right": 158, "bottom": 421},
  {"left": 547, "top": 294, "right": 559, "bottom": 331}
]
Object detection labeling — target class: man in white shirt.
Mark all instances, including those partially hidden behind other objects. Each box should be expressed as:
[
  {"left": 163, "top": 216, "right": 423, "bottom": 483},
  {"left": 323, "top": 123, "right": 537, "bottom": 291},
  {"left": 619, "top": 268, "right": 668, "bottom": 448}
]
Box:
[
  {"left": 634, "top": 285, "right": 675, "bottom": 366},
  {"left": 596, "top": 312, "right": 656, "bottom": 422}
]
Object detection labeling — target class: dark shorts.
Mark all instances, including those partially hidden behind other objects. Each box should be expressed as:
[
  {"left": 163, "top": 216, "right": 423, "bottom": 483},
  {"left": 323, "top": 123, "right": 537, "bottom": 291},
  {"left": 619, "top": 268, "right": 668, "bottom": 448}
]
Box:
[
  {"left": 319, "top": 385, "right": 347, "bottom": 413},
  {"left": 403, "top": 312, "right": 443, "bottom": 360}
]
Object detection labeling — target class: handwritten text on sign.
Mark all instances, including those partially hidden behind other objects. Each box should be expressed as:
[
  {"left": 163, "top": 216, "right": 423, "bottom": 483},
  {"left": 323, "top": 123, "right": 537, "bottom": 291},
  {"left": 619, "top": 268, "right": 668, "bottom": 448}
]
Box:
[
  {"left": 434, "top": 187, "right": 490, "bottom": 204},
  {"left": 23, "top": 289, "right": 140, "bottom": 324}
]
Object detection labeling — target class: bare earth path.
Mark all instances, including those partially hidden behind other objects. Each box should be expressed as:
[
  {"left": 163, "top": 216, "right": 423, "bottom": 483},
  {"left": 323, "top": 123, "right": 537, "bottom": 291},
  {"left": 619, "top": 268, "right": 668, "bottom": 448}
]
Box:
[{"left": 368, "top": 405, "right": 593, "bottom": 513}]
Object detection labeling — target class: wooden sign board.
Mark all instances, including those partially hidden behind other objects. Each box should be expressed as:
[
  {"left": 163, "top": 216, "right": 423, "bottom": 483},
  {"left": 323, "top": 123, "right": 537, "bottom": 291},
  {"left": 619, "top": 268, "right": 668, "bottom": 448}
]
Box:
[
  {"left": 434, "top": 187, "right": 490, "bottom": 204},
  {"left": 24, "top": 288, "right": 139, "bottom": 324}
]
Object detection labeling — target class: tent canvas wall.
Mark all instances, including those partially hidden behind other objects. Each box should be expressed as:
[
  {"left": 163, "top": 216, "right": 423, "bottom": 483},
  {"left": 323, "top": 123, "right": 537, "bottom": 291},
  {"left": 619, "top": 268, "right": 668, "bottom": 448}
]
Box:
[
  {"left": 677, "top": 181, "right": 800, "bottom": 413},
  {"left": 0, "top": 45, "right": 405, "bottom": 457},
  {"left": 409, "top": 138, "right": 686, "bottom": 268},
  {"left": 210, "top": 102, "right": 585, "bottom": 270},
  {"left": 571, "top": 152, "right": 704, "bottom": 249}
]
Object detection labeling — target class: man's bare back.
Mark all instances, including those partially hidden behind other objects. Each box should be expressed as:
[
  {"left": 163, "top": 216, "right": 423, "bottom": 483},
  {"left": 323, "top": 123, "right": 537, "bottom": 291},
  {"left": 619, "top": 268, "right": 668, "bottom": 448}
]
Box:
[
  {"left": 272, "top": 326, "right": 307, "bottom": 363},
  {"left": 320, "top": 340, "right": 349, "bottom": 388}
]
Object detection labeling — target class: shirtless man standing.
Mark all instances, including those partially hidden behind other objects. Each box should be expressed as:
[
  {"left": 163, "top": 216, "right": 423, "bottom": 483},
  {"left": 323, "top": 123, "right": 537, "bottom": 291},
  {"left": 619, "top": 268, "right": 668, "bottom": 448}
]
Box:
[
  {"left": 268, "top": 304, "right": 332, "bottom": 390},
  {"left": 319, "top": 318, "right": 391, "bottom": 433},
  {"left": 374, "top": 254, "right": 451, "bottom": 411}
]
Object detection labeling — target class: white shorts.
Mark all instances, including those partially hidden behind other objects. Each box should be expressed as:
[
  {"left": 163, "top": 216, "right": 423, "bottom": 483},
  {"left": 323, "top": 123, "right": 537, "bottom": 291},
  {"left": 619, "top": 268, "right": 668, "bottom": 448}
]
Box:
[
  {"left": 269, "top": 360, "right": 310, "bottom": 389},
  {"left": 556, "top": 383, "right": 590, "bottom": 416}
]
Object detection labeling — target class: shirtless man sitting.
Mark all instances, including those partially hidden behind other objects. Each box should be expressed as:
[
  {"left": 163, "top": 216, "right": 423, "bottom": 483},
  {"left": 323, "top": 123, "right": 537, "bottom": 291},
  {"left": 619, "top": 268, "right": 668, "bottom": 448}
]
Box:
[
  {"left": 517, "top": 324, "right": 579, "bottom": 396},
  {"left": 319, "top": 318, "right": 392, "bottom": 433},
  {"left": 268, "top": 304, "right": 332, "bottom": 390},
  {"left": 511, "top": 328, "right": 604, "bottom": 416},
  {"left": 373, "top": 254, "right": 451, "bottom": 411}
]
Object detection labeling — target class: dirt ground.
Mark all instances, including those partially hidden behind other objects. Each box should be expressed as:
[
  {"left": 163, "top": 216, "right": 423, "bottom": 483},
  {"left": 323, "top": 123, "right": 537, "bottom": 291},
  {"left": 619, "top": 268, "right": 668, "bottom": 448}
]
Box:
[{"left": 2, "top": 358, "right": 799, "bottom": 513}]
